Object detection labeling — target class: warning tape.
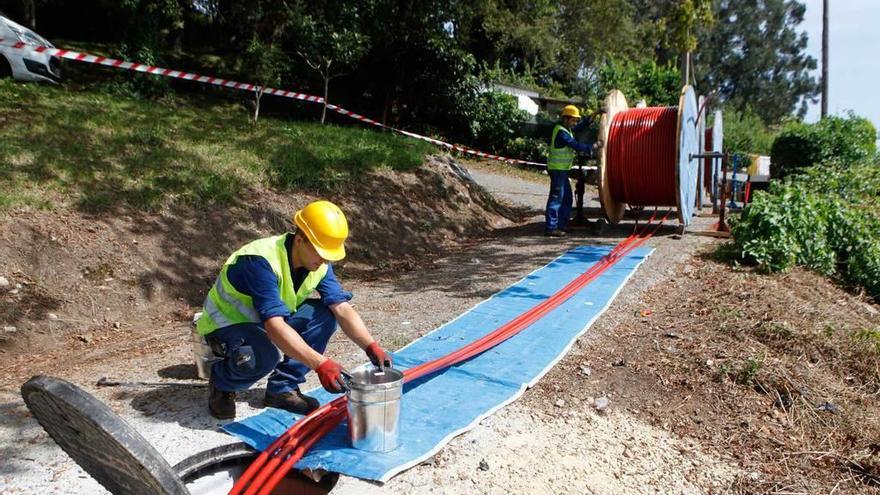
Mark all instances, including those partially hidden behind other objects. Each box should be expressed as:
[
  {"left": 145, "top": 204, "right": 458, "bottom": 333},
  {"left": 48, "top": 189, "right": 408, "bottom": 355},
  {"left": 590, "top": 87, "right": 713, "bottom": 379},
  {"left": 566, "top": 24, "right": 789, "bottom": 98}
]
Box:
[{"left": 1, "top": 39, "right": 597, "bottom": 170}]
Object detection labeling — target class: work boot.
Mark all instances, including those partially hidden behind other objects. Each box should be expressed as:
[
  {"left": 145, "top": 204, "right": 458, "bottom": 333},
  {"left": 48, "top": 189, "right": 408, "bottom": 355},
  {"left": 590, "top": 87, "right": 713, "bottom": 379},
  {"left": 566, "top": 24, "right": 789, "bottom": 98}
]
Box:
[
  {"left": 544, "top": 229, "right": 567, "bottom": 237},
  {"left": 208, "top": 382, "right": 236, "bottom": 420},
  {"left": 264, "top": 389, "right": 320, "bottom": 415}
]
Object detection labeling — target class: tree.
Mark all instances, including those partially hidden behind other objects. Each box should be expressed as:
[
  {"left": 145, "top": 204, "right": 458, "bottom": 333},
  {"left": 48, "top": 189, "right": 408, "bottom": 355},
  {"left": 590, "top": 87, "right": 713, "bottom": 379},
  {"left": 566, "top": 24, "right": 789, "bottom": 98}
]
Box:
[
  {"left": 556, "top": 0, "right": 644, "bottom": 96},
  {"left": 293, "top": 10, "right": 368, "bottom": 124},
  {"left": 242, "top": 36, "right": 285, "bottom": 123},
  {"left": 694, "top": 0, "right": 818, "bottom": 124},
  {"left": 452, "top": 0, "right": 561, "bottom": 79},
  {"left": 627, "top": 0, "right": 713, "bottom": 88}
]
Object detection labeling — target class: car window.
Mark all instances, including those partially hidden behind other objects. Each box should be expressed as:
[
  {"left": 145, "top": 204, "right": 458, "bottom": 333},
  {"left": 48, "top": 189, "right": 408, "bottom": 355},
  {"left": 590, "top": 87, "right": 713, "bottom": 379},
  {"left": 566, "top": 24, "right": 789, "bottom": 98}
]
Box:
[{"left": 23, "top": 31, "right": 47, "bottom": 46}]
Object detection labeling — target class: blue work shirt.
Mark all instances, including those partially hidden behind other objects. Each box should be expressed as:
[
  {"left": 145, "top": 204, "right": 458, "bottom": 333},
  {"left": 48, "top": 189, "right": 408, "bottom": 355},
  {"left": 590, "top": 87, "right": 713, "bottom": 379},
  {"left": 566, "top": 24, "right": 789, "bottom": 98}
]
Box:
[
  {"left": 226, "top": 234, "right": 353, "bottom": 322},
  {"left": 554, "top": 117, "right": 592, "bottom": 153}
]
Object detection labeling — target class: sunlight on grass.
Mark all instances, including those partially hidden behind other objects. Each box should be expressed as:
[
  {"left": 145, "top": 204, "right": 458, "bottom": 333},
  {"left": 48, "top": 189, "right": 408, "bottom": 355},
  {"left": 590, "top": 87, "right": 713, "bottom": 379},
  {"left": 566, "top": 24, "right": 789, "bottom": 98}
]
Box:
[{"left": 0, "top": 80, "right": 433, "bottom": 211}]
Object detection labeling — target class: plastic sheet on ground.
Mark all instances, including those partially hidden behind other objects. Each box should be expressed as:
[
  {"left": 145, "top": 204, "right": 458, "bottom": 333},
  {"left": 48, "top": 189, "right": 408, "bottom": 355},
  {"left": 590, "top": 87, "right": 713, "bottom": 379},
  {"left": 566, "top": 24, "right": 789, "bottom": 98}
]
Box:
[{"left": 224, "top": 245, "right": 653, "bottom": 482}]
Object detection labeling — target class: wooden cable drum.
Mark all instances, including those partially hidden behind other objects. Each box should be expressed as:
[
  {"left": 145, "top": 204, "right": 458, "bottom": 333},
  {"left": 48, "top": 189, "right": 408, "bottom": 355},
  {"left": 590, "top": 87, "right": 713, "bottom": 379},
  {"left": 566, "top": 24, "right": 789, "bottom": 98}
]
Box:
[{"left": 598, "top": 86, "right": 700, "bottom": 225}]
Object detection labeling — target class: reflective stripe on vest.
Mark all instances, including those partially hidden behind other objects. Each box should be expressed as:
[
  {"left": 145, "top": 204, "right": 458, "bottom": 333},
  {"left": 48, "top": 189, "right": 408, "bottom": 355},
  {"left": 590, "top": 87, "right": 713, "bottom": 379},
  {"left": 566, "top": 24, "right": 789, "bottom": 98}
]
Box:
[
  {"left": 196, "top": 234, "right": 328, "bottom": 335},
  {"left": 547, "top": 124, "right": 576, "bottom": 171}
]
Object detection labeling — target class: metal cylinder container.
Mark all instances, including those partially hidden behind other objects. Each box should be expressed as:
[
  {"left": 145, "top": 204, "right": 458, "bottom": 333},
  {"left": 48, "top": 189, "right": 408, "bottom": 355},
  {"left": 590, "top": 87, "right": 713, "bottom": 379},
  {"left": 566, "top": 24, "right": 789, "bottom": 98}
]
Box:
[
  {"left": 346, "top": 368, "right": 404, "bottom": 453},
  {"left": 190, "top": 328, "right": 216, "bottom": 380}
]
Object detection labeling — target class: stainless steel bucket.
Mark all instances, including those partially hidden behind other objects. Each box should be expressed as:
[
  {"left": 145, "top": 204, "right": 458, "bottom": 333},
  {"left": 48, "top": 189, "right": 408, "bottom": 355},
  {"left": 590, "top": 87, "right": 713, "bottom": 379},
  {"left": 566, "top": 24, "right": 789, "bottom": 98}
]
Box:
[
  {"left": 190, "top": 327, "right": 217, "bottom": 381},
  {"left": 346, "top": 368, "right": 403, "bottom": 453}
]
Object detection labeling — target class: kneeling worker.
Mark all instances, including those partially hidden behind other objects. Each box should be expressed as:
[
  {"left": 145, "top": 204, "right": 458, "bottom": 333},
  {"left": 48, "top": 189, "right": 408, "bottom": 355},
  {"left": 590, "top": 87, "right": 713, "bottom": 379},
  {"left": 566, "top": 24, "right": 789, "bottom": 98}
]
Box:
[{"left": 196, "top": 200, "right": 392, "bottom": 419}]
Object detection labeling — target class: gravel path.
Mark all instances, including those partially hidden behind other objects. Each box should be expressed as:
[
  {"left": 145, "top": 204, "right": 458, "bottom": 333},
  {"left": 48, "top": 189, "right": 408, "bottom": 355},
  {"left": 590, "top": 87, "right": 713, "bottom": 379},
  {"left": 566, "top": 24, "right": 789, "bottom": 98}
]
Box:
[{"left": 0, "top": 164, "right": 737, "bottom": 494}]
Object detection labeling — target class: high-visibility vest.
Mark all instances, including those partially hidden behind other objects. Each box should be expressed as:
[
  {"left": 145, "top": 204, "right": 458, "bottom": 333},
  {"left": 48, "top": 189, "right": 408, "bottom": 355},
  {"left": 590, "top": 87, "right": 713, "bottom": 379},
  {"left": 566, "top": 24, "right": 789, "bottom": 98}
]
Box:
[
  {"left": 196, "top": 234, "right": 328, "bottom": 335},
  {"left": 548, "top": 124, "right": 576, "bottom": 171}
]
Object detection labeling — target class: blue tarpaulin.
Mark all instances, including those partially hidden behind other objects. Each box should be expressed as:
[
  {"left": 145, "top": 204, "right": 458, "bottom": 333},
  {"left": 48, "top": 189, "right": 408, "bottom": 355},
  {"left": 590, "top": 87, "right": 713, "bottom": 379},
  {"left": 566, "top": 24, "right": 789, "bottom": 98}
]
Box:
[{"left": 224, "top": 245, "right": 653, "bottom": 482}]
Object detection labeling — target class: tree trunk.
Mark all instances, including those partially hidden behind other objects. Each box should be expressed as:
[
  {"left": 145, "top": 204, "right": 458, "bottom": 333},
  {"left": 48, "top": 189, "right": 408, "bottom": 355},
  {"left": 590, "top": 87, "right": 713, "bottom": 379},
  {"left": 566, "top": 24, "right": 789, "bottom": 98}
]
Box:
[
  {"left": 321, "top": 76, "right": 329, "bottom": 125},
  {"left": 253, "top": 87, "right": 263, "bottom": 124},
  {"left": 381, "top": 89, "right": 391, "bottom": 126},
  {"left": 22, "top": 0, "right": 36, "bottom": 28}
]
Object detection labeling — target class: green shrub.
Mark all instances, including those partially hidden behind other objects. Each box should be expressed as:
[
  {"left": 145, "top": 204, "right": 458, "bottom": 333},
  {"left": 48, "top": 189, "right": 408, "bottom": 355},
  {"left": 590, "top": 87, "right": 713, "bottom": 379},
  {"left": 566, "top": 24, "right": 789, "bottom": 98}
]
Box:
[
  {"left": 585, "top": 59, "right": 680, "bottom": 109},
  {"left": 103, "top": 43, "right": 171, "bottom": 100},
  {"left": 732, "top": 163, "right": 880, "bottom": 300},
  {"left": 468, "top": 91, "right": 529, "bottom": 154},
  {"left": 721, "top": 106, "right": 778, "bottom": 155},
  {"left": 770, "top": 113, "right": 877, "bottom": 179},
  {"left": 505, "top": 137, "right": 547, "bottom": 163}
]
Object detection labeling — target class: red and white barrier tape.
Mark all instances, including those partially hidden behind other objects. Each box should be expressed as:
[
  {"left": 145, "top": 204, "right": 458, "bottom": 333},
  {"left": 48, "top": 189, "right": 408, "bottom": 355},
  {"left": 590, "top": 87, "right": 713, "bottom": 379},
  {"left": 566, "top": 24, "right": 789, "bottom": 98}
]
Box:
[{"left": 1, "top": 39, "right": 597, "bottom": 170}]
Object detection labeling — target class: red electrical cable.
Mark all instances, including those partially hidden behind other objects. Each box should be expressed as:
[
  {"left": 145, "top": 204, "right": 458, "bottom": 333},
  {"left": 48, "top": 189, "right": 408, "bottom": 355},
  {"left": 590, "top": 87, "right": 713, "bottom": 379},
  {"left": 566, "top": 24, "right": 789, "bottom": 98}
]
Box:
[
  {"left": 254, "top": 412, "right": 344, "bottom": 495},
  {"left": 231, "top": 400, "right": 345, "bottom": 495},
  {"left": 235, "top": 213, "right": 670, "bottom": 495},
  {"left": 607, "top": 107, "right": 679, "bottom": 207}
]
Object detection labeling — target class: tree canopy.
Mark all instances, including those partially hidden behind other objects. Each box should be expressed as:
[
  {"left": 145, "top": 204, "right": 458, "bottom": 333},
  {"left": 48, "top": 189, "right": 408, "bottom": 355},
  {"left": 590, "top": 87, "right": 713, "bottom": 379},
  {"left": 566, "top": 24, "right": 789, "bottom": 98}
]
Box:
[
  {"left": 694, "top": 0, "right": 818, "bottom": 124},
  {"left": 3, "top": 0, "right": 818, "bottom": 128}
]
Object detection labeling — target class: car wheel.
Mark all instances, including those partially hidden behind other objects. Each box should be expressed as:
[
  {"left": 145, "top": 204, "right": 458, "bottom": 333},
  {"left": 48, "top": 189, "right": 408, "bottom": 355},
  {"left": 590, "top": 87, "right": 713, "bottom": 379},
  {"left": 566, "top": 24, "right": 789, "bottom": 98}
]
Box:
[{"left": 0, "top": 55, "right": 12, "bottom": 78}]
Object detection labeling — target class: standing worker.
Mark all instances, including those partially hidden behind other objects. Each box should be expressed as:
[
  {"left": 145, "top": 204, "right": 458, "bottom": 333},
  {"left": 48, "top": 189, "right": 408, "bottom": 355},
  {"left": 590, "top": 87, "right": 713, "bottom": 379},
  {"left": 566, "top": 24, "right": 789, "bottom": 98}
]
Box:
[
  {"left": 545, "top": 105, "right": 600, "bottom": 237},
  {"left": 195, "top": 200, "right": 393, "bottom": 419}
]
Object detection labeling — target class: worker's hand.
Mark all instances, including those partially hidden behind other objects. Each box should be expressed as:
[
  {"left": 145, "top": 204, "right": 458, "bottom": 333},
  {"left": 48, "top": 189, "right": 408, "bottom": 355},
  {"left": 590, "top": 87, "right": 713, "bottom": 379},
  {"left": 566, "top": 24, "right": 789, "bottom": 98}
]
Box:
[
  {"left": 365, "top": 342, "right": 392, "bottom": 370},
  {"left": 591, "top": 140, "right": 604, "bottom": 157},
  {"left": 316, "top": 358, "right": 348, "bottom": 393}
]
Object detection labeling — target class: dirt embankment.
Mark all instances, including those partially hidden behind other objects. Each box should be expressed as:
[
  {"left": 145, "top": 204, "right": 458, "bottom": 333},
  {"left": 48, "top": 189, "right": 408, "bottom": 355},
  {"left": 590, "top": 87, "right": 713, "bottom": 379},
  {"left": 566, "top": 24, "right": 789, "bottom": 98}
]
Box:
[
  {"left": 0, "top": 155, "right": 523, "bottom": 383},
  {"left": 526, "top": 251, "right": 880, "bottom": 493}
]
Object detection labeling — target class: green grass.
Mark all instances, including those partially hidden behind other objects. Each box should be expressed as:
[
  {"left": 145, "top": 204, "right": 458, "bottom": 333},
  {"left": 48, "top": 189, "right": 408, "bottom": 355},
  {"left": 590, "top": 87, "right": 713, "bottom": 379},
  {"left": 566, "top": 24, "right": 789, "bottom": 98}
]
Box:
[{"left": 0, "top": 80, "right": 432, "bottom": 211}]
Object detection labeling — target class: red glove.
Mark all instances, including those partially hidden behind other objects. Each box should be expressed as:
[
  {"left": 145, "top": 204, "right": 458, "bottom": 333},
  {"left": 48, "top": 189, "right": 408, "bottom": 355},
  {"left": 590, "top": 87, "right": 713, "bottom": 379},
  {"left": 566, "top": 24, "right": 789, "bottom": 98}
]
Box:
[
  {"left": 365, "top": 342, "right": 392, "bottom": 370},
  {"left": 316, "top": 358, "right": 347, "bottom": 393}
]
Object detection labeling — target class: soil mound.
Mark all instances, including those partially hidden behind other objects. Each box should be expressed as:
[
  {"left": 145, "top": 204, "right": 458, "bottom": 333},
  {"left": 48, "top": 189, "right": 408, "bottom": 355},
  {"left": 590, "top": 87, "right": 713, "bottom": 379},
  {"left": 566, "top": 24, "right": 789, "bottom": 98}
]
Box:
[{"left": 0, "top": 154, "right": 523, "bottom": 355}]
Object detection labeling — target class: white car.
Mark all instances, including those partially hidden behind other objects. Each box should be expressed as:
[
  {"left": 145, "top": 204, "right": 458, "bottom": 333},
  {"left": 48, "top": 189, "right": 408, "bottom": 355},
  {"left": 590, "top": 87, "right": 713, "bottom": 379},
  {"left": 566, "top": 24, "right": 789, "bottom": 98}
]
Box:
[{"left": 0, "top": 15, "right": 61, "bottom": 83}]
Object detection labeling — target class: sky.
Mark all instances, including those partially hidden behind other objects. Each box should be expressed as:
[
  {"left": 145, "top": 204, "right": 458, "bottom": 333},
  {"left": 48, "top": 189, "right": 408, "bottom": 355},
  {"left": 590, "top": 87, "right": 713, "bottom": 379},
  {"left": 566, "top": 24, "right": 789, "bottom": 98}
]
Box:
[{"left": 801, "top": 0, "right": 879, "bottom": 128}]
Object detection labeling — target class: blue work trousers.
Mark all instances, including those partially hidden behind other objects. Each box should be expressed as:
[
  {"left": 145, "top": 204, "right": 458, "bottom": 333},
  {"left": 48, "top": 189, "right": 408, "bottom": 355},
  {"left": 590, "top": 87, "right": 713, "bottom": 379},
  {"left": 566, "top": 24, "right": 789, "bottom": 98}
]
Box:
[
  {"left": 545, "top": 170, "right": 573, "bottom": 232},
  {"left": 208, "top": 300, "right": 338, "bottom": 395}
]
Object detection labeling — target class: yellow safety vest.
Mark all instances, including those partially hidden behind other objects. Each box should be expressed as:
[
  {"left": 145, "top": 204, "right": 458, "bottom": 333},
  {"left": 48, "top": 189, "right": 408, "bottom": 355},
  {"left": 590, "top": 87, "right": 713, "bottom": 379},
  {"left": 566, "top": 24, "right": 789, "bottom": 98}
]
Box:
[
  {"left": 548, "top": 124, "right": 576, "bottom": 171},
  {"left": 196, "top": 234, "right": 328, "bottom": 335}
]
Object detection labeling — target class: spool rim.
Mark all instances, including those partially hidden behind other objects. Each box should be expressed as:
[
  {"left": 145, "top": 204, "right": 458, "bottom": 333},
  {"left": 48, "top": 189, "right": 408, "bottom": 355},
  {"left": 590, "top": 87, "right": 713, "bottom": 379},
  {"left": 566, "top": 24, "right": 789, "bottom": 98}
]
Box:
[
  {"left": 674, "top": 85, "right": 699, "bottom": 225},
  {"left": 598, "top": 90, "right": 629, "bottom": 224}
]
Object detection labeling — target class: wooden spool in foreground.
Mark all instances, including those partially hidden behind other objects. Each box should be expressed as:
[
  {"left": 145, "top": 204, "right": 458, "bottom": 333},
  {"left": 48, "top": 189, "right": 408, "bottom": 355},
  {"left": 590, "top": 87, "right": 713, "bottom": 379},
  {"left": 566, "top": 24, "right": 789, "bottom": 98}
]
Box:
[{"left": 598, "top": 86, "right": 700, "bottom": 226}]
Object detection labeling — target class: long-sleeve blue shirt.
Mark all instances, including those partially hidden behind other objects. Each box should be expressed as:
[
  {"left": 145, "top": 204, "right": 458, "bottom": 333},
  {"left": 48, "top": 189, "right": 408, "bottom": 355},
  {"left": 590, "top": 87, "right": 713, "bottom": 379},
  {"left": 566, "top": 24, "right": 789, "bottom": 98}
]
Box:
[
  {"left": 225, "top": 234, "right": 352, "bottom": 322},
  {"left": 554, "top": 117, "right": 592, "bottom": 153}
]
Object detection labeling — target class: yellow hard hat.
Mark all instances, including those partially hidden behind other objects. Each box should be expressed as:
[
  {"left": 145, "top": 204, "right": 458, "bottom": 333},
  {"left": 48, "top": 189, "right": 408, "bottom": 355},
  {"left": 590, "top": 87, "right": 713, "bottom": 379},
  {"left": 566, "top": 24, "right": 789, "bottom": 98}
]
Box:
[
  {"left": 561, "top": 105, "right": 581, "bottom": 119},
  {"left": 293, "top": 200, "right": 348, "bottom": 261}
]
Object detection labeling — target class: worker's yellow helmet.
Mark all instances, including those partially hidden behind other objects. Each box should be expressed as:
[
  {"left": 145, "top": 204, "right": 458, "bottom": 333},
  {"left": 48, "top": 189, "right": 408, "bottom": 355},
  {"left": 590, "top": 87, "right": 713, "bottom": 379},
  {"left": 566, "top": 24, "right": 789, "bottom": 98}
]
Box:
[
  {"left": 293, "top": 200, "right": 348, "bottom": 261},
  {"left": 561, "top": 105, "right": 582, "bottom": 119}
]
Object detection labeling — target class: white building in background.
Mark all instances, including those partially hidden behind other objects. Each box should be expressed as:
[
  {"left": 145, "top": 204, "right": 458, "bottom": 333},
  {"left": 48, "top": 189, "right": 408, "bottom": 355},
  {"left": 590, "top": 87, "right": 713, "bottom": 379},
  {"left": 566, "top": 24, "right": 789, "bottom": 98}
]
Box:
[{"left": 487, "top": 82, "right": 585, "bottom": 122}]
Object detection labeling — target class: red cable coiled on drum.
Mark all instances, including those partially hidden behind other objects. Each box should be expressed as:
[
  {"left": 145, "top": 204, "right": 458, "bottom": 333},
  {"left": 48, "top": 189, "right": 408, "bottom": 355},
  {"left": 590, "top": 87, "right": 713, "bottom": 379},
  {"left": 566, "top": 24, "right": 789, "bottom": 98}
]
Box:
[{"left": 606, "top": 107, "right": 678, "bottom": 207}]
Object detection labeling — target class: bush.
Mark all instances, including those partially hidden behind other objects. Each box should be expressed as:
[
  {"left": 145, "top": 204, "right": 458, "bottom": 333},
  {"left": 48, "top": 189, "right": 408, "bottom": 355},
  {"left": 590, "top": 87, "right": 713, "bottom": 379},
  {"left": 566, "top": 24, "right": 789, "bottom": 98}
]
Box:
[
  {"left": 721, "top": 106, "right": 778, "bottom": 155},
  {"left": 770, "top": 113, "right": 877, "bottom": 179},
  {"left": 585, "top": 59, "right": 680, "bottom": 110},
  {"left": 732, "top": 163, "right": 880, "bottom": 300},
  {"left": 468, "top": 91, "right": 529, "bottom": 154},
  {"left": 103, "top": 43, "right": 171, "bottom": 100},
  {"left": 505, "top": 137, "right": 548, "bottom": 163}
]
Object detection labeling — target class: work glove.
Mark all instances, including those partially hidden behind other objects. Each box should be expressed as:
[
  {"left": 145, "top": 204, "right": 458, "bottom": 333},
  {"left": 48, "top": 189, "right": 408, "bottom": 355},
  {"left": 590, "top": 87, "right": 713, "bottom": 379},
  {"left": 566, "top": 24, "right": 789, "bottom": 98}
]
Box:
[
  {"left": 591, "top": 140, "right": 604, "bottom": 158},
  {"left": 365, "top": 342, "right": 393, "bottom": 371},
  {"left": 316, "top": 358, "right": 348, "bottom": 393}
]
